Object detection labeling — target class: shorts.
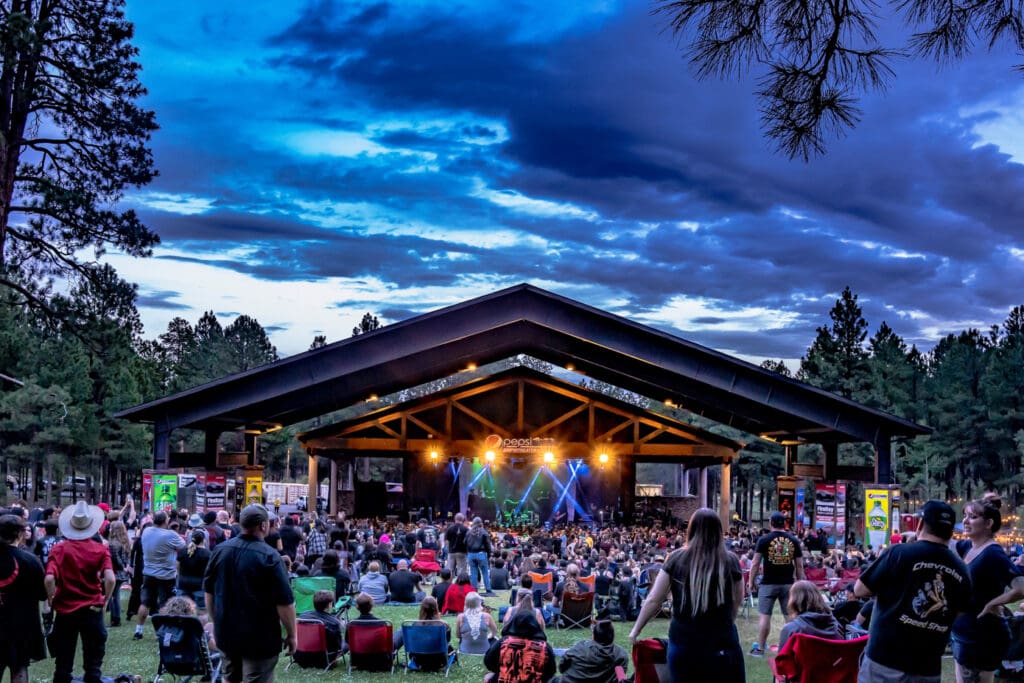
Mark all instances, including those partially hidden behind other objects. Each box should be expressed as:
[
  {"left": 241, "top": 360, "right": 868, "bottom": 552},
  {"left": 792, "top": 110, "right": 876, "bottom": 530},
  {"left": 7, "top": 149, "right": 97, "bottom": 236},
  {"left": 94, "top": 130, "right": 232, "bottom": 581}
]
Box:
[
  {"left": 757, "top": 583, "right": 791, "bottom": 617},
  {"left": 952, "top": 619, "right": 1011, "bottom": 673},
  {"left": 857, "top": 654, "right": 940, "bottom": 683},
  {"left": 141, "top": 576, "right": 177, "bottom": 612},
  {"left": 0, "top": 639, "right": 31, "bottom": 674},
  {"left": 222, "top": 653, "right": 279, "bottom": 683}
]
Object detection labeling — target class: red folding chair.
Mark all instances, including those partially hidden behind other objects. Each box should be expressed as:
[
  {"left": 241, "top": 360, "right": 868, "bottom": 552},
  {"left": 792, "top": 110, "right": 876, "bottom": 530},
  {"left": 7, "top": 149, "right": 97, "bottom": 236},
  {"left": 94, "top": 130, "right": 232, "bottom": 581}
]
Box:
[
  {"left": 346, "top": 619, "right": 395, "bottom": 673},
  {"left": 577, "top": 574, "right": 596, "bottom": 593},
  {"left": 805, "top": 567, "right": 829, "bottom": 589},
  {"left": 770, "top": 633, "right": 868, "bottom": 683},
  {"left": 287, "top": 619, "right": 344, "bottom": 672},
  {"left": 632, "top": 638, "right": 668, "bottom": 683},
  {"left": 833, "top": 568, "right": 862, "bottom": 595},
  {"left": 411, "top": 549, "right": 442, "bottom": 582}
]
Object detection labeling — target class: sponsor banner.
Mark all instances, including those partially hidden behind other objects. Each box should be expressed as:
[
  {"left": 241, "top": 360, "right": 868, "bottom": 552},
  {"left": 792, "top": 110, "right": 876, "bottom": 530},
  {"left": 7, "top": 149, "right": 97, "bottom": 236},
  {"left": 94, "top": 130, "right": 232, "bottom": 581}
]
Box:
[
  {"left": 153, "top": 474, "right": 178, "bottom": 511},
  {"left": 815, "top": 483, "right": 847, "bottom": 545},
  {"left": 142, "top": 472, "right": 153, "bottom": 514},
  {"left": 245, "top": 475, "right": 263, "bottom": 507},
  {"left": 865, "top": 488, "right": 890, "bottom": 549},
  {"left": 485, "top": 434, "right": 557, "bottom": 454},
  {"left": 778, "top": 484, "right": 796, "bottom": 530},
  {"left": 795, "top": 486, "right": 806, "bottom": 534},
  {"left": 202, "top": 473, "right": 227, "bottom": 511}
]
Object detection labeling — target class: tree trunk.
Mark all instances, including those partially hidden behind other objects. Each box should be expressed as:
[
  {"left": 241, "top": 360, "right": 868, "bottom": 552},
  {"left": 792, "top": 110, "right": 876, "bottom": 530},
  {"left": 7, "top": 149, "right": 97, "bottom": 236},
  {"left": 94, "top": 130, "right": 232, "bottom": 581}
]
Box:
[{"left": 45, "top": 453, "right": 54, "bottom": 506}]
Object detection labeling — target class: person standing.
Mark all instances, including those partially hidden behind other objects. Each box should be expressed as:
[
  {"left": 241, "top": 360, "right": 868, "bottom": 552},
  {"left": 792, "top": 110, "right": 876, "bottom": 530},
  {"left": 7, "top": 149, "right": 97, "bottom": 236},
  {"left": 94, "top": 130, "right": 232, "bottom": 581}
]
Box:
[
  {"left": 854, "top": 500, "right": 972, "bottom": 683},
  {"left": 748, "top": 511, "right": 805, "bottom": 656},
  {"left": 105, "top": 520, "right": 131, "bottom": 627},
  {"left": 445, "top": 514, "right": 468, "bottom": 577},
  {"left": 44, "top": 502, "right": 116, "bottom": 683},
  {"left": 204, "top": 504, "right": 296, "bottom": 683},
  {"left": 134, "top": 511, "right": 185, "bottom": 639},
  {"left": 0, "top": 514, "right": 47, "bottom": 683},
  {"left": 466, "top": 516, "right": 494, "bottom": 595},
  {"left": 629, "top": 508, "right": 745, "bottom": 683},
  {"left": 950, "top": 494, "right": 1024, "bottom": 683}
]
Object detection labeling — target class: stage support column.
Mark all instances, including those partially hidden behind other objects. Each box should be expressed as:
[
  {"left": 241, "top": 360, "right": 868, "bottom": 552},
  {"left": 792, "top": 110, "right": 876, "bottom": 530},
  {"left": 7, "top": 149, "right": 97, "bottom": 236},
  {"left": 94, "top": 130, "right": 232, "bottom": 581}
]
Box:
[
  {"left": 153, "top": 425, "right": 170, "bottom": 469},
  {"left": 698, "top": 467, "right": 708, "bottom": 507},
  {"left": 307, "top": 452, "right": 318, "bottom": 508},
  {"left": 784, "top": 444, "right": 798, "bottom": 477},
  {"left": 875, "top": 436, "right": 892, "bottom": 484},
  {"left": 458, "top": 458, "right": 470, "bottom": 517},
  {"left": 329, "top": 458, "right": 338, "bottom": 517},
  {"left": 620, "top": 457, "right": 636, "bottom": 523},
  {"left": 720, "top": 460, "right": 732, "bottom": 528},
  {"left": 244, "top": 433, "right": 257, "bottom": 466}
]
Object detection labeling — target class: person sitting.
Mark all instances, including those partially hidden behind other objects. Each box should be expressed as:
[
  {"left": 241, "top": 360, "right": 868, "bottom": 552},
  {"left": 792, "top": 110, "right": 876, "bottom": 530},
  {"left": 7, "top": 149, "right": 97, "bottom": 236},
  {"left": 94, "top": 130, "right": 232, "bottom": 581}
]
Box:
[
  {"left": 458, "top": 591, "right": 498, "bottom": 654},
  {"left": 357, "top": 560, "right": 389, "bottom": 604},
  {"left": 555, "top": 618, "right": 627, "bottom": 683},
  {"left": 552, "top": 563, "right": 581, "bottom": 610},
  {"left": 441, "top": 572, "right": 474, "bottom": 614},
  {"left": 490, "top": 558, "right": 510, "bottom": 590},
  {"left": 159, "top": 595, "right": 217, "bottom": 654},
  {"left": 295, "top": 589, "right": 347, "bottom": 666},
  {"left": 431, "top": 568, "right": 452, "bottom": 607},
  {"left": 485, "top": 610, "right": 556, "bottom": 683},
  {"left": 352, "top": 592, "right": 381, "bottom": 621},
  {"left": 394, "top": 596, "right": 453, "bottom": 670},
  {"left": 388, "top": 559, "right": 425, "bottom": 604},
  {"left": 778, "top": 580, "right": 841, "bottom": 649},
  {"left": 503, "top": 590, "right": 545, "bottom": 634},
  {"left": 313, "top": 550, "right": 351, "bottom": 598},
  {"left": 832, "top": 583, "right": 865, "bottom": 633}
]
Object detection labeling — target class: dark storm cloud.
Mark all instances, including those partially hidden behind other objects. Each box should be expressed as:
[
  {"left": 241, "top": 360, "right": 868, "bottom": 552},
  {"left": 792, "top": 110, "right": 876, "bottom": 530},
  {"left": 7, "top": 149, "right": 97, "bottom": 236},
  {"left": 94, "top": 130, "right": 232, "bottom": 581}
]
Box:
[{"left": 136, "top": 290, "right": 190, "bottom": 310}]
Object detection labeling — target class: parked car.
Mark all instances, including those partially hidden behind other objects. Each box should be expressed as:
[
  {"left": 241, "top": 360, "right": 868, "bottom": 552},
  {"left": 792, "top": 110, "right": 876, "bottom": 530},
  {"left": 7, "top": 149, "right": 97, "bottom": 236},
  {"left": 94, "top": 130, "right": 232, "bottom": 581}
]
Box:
[{"left": 295, "top": 495, "right": 326, "bottom": 512}]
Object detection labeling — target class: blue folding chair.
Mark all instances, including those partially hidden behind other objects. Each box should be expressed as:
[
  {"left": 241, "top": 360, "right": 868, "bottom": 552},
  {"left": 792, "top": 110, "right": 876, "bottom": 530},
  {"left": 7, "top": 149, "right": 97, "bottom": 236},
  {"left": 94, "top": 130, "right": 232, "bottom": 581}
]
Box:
[{"left": 400, "top": 620, "right": 454, "bottom": 677}]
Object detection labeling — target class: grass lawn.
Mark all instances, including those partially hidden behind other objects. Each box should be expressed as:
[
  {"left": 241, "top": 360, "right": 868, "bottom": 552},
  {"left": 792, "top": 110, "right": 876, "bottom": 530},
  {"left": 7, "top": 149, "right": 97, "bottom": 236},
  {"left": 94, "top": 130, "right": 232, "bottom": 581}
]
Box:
[{"left": 27, "top": 590, "right": 957, "bottom": 682}]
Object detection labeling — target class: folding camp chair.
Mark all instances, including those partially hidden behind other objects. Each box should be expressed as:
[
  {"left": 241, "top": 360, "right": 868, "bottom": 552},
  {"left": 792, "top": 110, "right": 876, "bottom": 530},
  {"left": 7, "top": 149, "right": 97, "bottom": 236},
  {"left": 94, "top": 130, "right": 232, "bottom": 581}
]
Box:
[
  {"left": 577, "top": 574, "right": 596, "bottom": 593},
  {"left": 411, "top": 549, "right": 442, "bottom": 583},
  {"left": 770, "top": 633, "right": 868, "bottom": 683},
  {"left": 400, "top": 620, "right": 455, "bottom": 676},
  {"left": 557, "top": 591, "right": 595, "bottom": 629},
  {"left": 291, "top": 576, "right": 351, "bottom": 619},
  {"left": 346, "top": 619, "right": 396, "bottom": 673},
  {"left": 527, "top": 571, "right": 553, "bottom": 600},
  {"left": 151, "top": 614, "right": 222, "bottom": 683},
  {"left": 632, "top": 638, "right": 668, "bottom": 683},
  {"left": 741, "top": 570, "right": 756, "bottom": 619},
  {"left": 287, "top": 619, "right": 345, "bottom": 672},
  {"left": 805, "top": 566, "right": 829, "bottom": 590}
]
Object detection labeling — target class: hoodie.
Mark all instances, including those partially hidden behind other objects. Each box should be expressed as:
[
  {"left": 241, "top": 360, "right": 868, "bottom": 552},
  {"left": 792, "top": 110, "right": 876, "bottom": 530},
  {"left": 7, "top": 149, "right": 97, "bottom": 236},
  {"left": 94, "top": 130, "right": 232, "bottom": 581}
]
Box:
[
  {"left": 558, "top": 639, "right": 629, "bottom": 683},
  {"left": 779, "top": 611, "right": 841, "bottom": 649}
]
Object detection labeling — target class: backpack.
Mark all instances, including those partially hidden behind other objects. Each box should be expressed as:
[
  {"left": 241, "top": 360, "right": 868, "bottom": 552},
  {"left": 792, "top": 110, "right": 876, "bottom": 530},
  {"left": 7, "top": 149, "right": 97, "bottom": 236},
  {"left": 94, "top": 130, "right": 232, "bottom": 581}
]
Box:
[{"left": 466, "top": 527, "right": 486, "bottom": 553}]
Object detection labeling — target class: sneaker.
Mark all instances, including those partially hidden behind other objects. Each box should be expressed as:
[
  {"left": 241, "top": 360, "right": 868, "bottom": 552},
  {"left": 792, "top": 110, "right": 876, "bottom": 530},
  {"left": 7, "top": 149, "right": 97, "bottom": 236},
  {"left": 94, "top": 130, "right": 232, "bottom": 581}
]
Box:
[
  {"left": 749, "top": 643, "right": 763, "bottom": 657},
  {"left": 133, "top": 631, "right": 143, "bottom": 641}
]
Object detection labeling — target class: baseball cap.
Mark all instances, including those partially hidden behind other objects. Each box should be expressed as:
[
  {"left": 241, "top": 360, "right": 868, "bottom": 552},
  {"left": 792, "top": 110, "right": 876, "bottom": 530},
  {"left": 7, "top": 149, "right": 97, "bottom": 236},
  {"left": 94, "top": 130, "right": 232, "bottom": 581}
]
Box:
[
  {"left": 770, "top": 512, "right": 787, "bottom": 528},
  {"left": 239, "top": 504, "right": 270, "bottom": 529},
  {"left": 922, "top": 500, "right": 955, "bottom": 538}
]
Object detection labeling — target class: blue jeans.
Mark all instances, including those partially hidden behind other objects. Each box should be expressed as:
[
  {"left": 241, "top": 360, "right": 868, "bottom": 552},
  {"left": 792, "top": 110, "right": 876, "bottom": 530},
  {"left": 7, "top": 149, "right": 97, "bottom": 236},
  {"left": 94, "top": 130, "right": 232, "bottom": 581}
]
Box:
[{"left": 467, "top": 552, "right": 491, "bottom": 591}]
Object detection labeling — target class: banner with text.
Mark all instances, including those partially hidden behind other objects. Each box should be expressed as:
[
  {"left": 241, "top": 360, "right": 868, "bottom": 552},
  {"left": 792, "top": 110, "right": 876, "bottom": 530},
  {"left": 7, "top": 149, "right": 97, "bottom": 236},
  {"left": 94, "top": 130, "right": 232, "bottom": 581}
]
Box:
[{"left": 865, "top": 488, "right": 890, "bottom": 549}]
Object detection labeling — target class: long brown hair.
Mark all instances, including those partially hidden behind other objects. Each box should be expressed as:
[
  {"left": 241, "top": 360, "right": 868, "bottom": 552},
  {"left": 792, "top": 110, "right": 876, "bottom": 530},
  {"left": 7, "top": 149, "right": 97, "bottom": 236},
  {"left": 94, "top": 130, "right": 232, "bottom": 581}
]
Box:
[
  {"left": 419, "top": 595, "right": 440, "bottom": 620},
  {"left": 107, "top": 521, "right": 130, "bottom": 549},
  {"left": 679, "top": 508, "right": 731, "bottom": 617}
]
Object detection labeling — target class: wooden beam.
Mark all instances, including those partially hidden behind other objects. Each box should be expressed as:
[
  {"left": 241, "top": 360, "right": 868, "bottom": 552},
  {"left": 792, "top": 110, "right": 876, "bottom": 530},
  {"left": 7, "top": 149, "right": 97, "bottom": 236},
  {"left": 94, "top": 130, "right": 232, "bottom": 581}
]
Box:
[
  {"left": 452, "top": 401, "right": 510, "bottom": 436},
  {"left": 531, "top": 402, "right": 587, "bottom": 437},
  {"left": 792, "top": 463, "right": 824, "bottom": 479}
]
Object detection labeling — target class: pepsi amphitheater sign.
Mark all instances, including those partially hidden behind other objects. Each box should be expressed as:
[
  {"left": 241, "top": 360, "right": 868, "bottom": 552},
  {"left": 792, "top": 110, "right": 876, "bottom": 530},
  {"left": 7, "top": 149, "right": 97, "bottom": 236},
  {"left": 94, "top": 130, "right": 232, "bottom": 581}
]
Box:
[{"left": 484, "top": 434, "right": 557, "bottom": 454}]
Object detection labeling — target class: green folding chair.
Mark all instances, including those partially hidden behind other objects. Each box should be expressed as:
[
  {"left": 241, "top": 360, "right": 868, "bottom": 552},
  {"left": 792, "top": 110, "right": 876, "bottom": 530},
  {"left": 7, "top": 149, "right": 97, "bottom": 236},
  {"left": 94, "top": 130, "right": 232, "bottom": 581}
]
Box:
[{"left": 291, "top": 577, "right": 351, "bottom": 619}]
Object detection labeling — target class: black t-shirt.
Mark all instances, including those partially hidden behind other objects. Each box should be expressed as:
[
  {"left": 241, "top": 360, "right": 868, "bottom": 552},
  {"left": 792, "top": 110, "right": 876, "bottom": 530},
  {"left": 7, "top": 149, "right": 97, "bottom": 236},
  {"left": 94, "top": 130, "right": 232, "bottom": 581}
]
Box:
[
  {"left": 279, "top": 525, "right": 303, "bottom": 558},
  {"left": 446, "top": 524, "right": 467, "bottom": 554},
  {"left": 204, "top": 534, "right": 295, "bottom": 658},
  {"left": 953, "top": 539, "right": 1022, "bottom": 640},
  {"left": 0, "top": 545, "right": 47, "bottom": 658},
  {"left": 490, "top": 567, "right": 510, "bottom": 590},
  {"left": 176, "top": 546, "right": 211, "bottom": 591},
  {"left": 388, "top": 569, "right": 421, "bottom": 603},
  {"left": 662, "top": 547, "right": 741, "bottom": 635},
  {"left": 417, "top": 526, "right": 439, "bottom": 550},
  {"left": 431, "top": 580, "right": 451, "bottom": 606},
  {"left": 859, "top": 540, "right": 971, "bottom": 676},
  {"left": 755, "top": 530, "right": 802, "bottom": 585}
]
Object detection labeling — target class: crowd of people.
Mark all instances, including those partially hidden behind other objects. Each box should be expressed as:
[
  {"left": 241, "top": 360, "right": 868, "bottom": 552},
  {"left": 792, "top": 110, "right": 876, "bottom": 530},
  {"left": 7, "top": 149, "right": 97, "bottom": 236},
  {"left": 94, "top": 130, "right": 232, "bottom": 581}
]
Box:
[{"left": 2, "top": 492, "right": 1024, "bottom": 682}]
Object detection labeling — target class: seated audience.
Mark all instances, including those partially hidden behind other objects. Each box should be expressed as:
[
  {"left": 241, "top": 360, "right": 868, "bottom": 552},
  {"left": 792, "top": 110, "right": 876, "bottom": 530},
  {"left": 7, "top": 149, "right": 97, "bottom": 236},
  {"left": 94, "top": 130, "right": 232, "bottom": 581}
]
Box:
[
  {"left": 295, "top": 589, "right": 347, "bottom": 666},
  {"left": 313, "top": 550, "right": 350, "bottom": 598},
  {"left": 441, "top": 572, "right": 474, "bottom": 614},
  {"left": 490, "top": 558, "right": 510, "bottom": 590},
  {"left": 357, "top": 560, "right": 389, "bottom": 604},
  {"left": 778, "top": 580, "right": 841, "bottom": 649},
  {"left": 503, "top": 590, "right": 545, "bottom": 634},
  {"left": 555, "top": 618, "right": 627, "bottom": 683},
  {"left": 458, "top": 591, "right": 498, "bottom": 654},
  {"left": 158, "top": 595, "right": 217, "bottom": 653},
  {"left": 432, "top": 568, "right": 452, "bottom": 607},
  {"left": 394, "top": 596, "right": 453, "bottom": 670},
  {"left": 485, "top": 610, "right": 555, "bottom": 683},
  {"left": 388, "top": 559, "right": 425, "bottom": 604}
]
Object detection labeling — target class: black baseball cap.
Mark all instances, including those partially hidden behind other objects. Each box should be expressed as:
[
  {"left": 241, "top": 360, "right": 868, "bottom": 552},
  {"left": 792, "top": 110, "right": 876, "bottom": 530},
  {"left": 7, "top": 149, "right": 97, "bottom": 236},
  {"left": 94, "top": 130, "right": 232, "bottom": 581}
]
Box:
[
  {"left": 922, "top": 500, "right": 955, "bottom": 538},
  {"left": 770, "top": 512, "right": 787, "bottom": 528}
]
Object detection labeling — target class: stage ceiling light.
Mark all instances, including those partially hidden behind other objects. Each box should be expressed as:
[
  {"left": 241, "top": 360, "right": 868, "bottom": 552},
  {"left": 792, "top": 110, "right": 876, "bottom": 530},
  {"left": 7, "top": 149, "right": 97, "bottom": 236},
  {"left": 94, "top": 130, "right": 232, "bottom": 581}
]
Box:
[
  {"left": 598, "top": 452, "right": 609, "bottom": 465},
  {"left": 485, "top": 450, "right": 496, "bottom": 463},
  {"left": 429, "top": 450, "right": 439, "bottom": 461},
  {"left": 543, "top": 451, "right": 554, "bottom": 464}
]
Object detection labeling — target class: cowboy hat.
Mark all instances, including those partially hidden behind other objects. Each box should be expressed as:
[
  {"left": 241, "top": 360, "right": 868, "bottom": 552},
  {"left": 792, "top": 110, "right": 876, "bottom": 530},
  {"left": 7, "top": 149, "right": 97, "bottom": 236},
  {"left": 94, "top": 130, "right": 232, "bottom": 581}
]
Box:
[{"left": 58, "top": 501, "right": 105, "bottom": 540}]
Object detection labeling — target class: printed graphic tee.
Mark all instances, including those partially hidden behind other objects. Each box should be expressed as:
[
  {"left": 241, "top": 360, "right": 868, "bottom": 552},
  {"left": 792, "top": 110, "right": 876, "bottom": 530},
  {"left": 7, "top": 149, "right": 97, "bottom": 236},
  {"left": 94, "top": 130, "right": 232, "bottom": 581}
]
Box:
[
  {"left": 859, "top": 540, "right": 971, "bottom": 677},
  {"left": 755, "top": 531, "right": 802, "bottom": 585}
]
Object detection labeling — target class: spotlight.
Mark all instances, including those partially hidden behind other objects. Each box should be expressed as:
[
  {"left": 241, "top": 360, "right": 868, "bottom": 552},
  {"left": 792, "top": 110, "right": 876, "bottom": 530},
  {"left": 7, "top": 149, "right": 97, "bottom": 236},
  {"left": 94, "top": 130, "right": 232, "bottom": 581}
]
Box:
[
  {"left": 543, "top": 451, "right": 554, "bottom": 464},
  {"left": 485, "top": 450, "right": 496, "bottom": 463},
  {"left": 430, "top": 450, "right": 439, "bottom": 461},
  {"left": 598, "top": 452, "right": 609, "bottom": 465}
]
